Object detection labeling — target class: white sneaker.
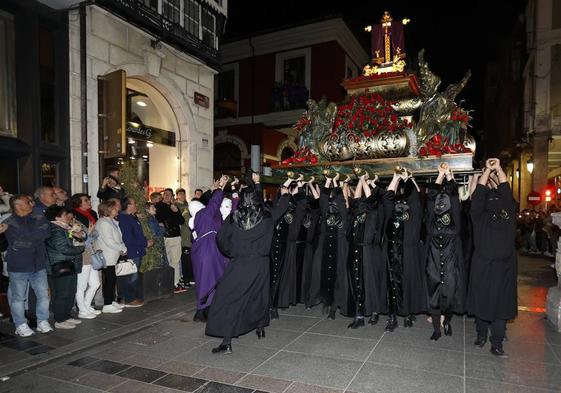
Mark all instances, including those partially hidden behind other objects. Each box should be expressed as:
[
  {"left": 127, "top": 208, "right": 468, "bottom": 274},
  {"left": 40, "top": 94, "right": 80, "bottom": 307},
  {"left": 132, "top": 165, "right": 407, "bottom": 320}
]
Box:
[
  {"left": 54, "top": 321, "right": 76, "bottom": 330},
  {"left": 88, "top": 307, "right": 102, "bottom": 315},
  {"left": 102, "top": 305, "right": 123, "bottom": 314},
  {"left": 36, "top": 320, "right": 54, "bottom": 333},
  {"left": 15, "top": 323, "right": 35, "bottom": 337},
  {"left": 112, "top": 301, "right": 125, "bottom": 310},
  {"left": 66, "top": 318, "right": 82, "bottom": 325},
  {"left": 78, "top": 312, "right": 96, "bottom": 319}
]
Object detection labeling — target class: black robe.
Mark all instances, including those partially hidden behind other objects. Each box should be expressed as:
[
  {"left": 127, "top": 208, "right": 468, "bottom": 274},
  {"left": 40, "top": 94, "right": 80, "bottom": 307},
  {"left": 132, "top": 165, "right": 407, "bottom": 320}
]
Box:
[
  {"left": 308, "top": 187, "right": 349, "bottom": 310},
  {"left": 424, "top": 180, "right": 465, "bottom": 315},
  {"left": 344, "top": 188, "right": 387, "bottom": 317},
  {"left": 467, "top": 183, "right": 517, "bottom": 321},
  {"left": 301, "top": 198, "right": 320, "bottom": 307},
  {"left": 205, "top": 195, "right": 289, "bottom": 339},
  {"left": 276, "top": 192, "right": 308, "bottom": 308},
  {"left": 383, "top": 181, "right": 426, "bottom": 316}
]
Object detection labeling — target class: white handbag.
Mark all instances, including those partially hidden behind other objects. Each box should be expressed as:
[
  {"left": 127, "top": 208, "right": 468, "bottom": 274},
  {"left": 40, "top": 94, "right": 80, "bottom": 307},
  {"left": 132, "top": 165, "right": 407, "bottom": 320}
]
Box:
[{"left": 115, "top": 259, "right": 138, "bottom": 276}]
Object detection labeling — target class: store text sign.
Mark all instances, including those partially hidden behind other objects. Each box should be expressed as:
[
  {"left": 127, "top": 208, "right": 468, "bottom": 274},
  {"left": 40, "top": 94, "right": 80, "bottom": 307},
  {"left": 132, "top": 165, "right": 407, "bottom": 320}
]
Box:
[{"left": 194, "top": 92, "right": 209, "bottom": 109}]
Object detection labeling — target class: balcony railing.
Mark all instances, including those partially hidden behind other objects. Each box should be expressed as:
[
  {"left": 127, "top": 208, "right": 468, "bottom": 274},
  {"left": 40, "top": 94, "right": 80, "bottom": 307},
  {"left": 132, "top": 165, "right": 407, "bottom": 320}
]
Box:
[{"left": 96, "top": 0, "right": 221, "bottom": 68}]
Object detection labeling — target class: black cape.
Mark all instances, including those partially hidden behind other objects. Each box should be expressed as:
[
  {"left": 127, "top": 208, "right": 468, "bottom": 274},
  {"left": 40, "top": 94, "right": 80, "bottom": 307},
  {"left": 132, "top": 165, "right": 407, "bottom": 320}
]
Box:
[
  {"left": 205, "top": 195, "right": 289, "bottom": 339},
  {"left": 424, "top": 180, "right": 465, "bottom": 314},
  {"left": 467, "top": 183, "right": 517, "bottom": 321},
  {"left": 383, "top": 182, "right": 427, "bottom": 316},
  {"left": 301, "top": 197, "right": 320, "bottom": 307}
]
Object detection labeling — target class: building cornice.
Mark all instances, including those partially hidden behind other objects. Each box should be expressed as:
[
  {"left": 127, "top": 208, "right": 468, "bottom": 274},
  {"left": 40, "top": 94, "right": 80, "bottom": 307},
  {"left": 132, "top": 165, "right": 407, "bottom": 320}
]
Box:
[{"left": 220, "top": 18, "right": 369, "bottom": 69}]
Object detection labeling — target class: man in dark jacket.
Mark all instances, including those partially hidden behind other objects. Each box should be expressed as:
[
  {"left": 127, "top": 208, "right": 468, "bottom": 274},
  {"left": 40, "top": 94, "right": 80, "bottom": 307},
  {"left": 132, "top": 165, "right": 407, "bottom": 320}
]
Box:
[
  {"left": 97, "top": 167, "right": 126, "bottom": 203},
  {"left": 156, "top": 188, "right": 185, "bottom": 293},
  {"left": 4, "top": 195, "right": 53, "bottom": 337},
  {"left": 32, "top": 187, "right": 56, "bottom": 216}
]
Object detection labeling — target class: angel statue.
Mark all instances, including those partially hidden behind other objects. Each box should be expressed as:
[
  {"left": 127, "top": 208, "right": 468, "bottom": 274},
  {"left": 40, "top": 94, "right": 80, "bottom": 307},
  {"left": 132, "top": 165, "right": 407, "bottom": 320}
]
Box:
[
  {"left": 295, "top": 98, "right": 337, "bottom": 155},
  {"left": 415, "top": 49, "right": 471, "bottom": 147}
]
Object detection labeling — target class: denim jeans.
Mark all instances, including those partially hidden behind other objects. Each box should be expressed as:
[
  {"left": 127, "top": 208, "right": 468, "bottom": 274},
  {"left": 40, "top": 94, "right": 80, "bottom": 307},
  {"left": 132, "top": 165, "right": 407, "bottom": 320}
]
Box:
[
  {"left": 8, "top": 270, "right": 50, "bottom": 327},
  {"left": 116, "top": 257, "right": 142, "bottom": 303}
]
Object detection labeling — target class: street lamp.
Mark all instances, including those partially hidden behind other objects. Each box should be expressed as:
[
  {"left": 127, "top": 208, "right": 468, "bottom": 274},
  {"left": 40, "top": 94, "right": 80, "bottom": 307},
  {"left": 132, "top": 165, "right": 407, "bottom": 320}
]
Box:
[{"left": 526, "top": 158, "right": 534, "bottom": 174}]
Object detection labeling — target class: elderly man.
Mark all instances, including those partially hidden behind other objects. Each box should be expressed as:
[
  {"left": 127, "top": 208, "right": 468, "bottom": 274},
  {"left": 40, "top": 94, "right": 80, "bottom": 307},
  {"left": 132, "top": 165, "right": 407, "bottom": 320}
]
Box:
[
  {"left": 4, "top": 195, "right": 53, "bottom": 336},
  {"left": 33, "top": 187, "right": 56, "bottom": 215},
  {"left": 53, "top": 186, "right": 68, "bottom": 206}
]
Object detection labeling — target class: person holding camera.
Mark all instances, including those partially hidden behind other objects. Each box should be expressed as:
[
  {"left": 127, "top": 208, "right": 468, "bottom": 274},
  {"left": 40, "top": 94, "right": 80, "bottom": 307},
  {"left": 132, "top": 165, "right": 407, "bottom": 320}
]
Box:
[{"left": 97, "top": 167, "right": 126, "bottom": 203}]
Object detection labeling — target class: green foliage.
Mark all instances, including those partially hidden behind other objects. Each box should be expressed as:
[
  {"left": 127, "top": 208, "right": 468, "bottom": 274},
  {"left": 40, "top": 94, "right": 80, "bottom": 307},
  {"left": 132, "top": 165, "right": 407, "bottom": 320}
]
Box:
[{"left": 119, "top": 162, "right": 164, "bottom": 272}]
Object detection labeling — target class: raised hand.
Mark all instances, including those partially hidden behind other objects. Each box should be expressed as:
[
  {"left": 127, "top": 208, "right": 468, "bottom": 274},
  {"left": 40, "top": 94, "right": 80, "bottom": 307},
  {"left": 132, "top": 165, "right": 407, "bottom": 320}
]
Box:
[
  {"left": 252, "top": 172, "right": 260, "bottom": 184},
  {"left": 308, "top": 176, "right": 315, "bottom": 184}
]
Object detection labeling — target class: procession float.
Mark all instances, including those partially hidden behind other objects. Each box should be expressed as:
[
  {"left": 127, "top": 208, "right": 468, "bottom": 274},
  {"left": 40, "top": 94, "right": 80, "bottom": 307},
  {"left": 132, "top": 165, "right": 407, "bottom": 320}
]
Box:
[{"left": 273, "top": 11, "right": 476, "bottom": 179}]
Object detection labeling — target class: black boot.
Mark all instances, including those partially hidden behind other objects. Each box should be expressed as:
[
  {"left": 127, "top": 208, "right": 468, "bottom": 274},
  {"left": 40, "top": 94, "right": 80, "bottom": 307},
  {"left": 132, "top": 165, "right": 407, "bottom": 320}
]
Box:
[
  {"left": 443, "top": 320, "right": 452, "bottom": 336},
  {"left": 385, "top": 316, "right": 398, "bottom": 332},
  {"left": 327, "top": 309, "right": 336, "bottom": 320},
  {"left": 430, "top": 331, "right": 442, "bottom": 341},
  {"left": 270, "top": 308, "right": 279, "bottom": 320},
  {"left": 404, "top": 315, "right": 415, "bottom": 328},
  {"left": 474, "top": 336, "right": 487, "bottom": 347},
  {"left": 203, "top": 307, "right": 209, "bottom": 320},
  {"left": 368, "top": 313, "right": 379, "bottom": 325},
  {"left": 347, "top": 318, "right": 365, "bottom": 329},
  {"left": 490, "top": 345, "right": 508, "bottom": 358},
  {"left": 256, "top": 328, "right": 266, "bottom": 339}
]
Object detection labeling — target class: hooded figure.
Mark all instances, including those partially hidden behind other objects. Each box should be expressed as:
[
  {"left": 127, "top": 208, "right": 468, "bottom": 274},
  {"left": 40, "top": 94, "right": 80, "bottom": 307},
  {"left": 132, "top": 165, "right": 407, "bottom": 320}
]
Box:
[
  {"left": 205, "top": 172, "right": 289, "bottom": 353},
  {"left": 467, "top": 180, "right": 517, "bottom": 354},
  {"left": 190, "top": 189, "right": 237, "bottom": 322},
  {"left": 383, "top": 178, "right": 426, "bottom": 331},
  {"left": 424, "top": 179, "right": 465, "bottom": 340}
]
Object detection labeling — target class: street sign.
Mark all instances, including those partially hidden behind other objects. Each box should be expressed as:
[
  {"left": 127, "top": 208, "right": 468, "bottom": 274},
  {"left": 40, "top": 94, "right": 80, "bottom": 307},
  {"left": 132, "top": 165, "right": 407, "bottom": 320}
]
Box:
[{"left": 527, "top": 191, "right": 541, "bottom": 206}]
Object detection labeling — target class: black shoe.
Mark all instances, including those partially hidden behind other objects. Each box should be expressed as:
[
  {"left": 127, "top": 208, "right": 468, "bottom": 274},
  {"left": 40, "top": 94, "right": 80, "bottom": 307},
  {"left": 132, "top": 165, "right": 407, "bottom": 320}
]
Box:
[
  {"left": 203, "top": 307, "right": 209, "bottom": 320},
  {"left": 256, "top": 328, "right": 265, "bottom": 339},
  {"left": 368, "top": 314, "right": 379, "bottom": 325},
  {"left": 270, "top": 308, "right": 279, "bottom": 320},
  {"left": 327, "top": 309, "right": 336, "bottom": 320},
  {"left": 404, "top": 316, "right": 414, "bottom": 328},
  {"left": 347, "top": 318, "right": 365, "bottom": 329},
  {"left": 193, "top": 310, "right": 206, "bottom": 323},
  {"left": 211, "top": 344, "right": 232, "bottom": 354},
  {"left": 474, "top": 336, "right": 487, "bottom": 347},
  {"left": 490, "top": 347, "right": 508, "bottom": 358},
  {"left": 430, "top": 331, "right": 442, "bottom": 341},
  {"left": 443, "top": 321, "right": 452, "bottom": 336},
  {"left": 385, "top": 316, "right": 398, "bottom": 332}
]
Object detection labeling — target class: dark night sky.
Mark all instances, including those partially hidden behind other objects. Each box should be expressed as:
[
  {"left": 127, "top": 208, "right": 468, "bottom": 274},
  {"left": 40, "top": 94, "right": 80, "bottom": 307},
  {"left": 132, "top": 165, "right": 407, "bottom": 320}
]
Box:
[{"left": 222, "top": 0, "right": 528, "bottom": 129}]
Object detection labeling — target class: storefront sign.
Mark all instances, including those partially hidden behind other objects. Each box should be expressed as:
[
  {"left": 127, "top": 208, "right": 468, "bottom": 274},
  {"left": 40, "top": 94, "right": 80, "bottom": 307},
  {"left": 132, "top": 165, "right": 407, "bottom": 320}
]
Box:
[
  {"left": 126, "top": 122, "right": 176, "bottom": 147},
  {"left": 194, "top": 92, "right": 209, "bottom": 108}
]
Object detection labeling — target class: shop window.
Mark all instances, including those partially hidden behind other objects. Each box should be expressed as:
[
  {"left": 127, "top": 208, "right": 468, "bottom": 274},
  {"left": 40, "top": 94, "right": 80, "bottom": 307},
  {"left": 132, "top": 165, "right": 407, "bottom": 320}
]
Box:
[
  {"left": 41, "top": 161, "right": 58, "bottom": 187},
  {"left": 39, "top": 26, "right": 56, "bottom": 143},
  {"left": 0, "top": 10, "right": 16, "bottom": 137},
  {"left": 162, "top": 0, "right": 181, "bottom": 24},
  {"left": 201, "top": 8, "right": 216, "bottom": 49},
  {"left": 274, "top": 49, "right": 310, "bottom": 111},
  {"left": 184, "top": 0, "right": 200, "bottom": 37}
]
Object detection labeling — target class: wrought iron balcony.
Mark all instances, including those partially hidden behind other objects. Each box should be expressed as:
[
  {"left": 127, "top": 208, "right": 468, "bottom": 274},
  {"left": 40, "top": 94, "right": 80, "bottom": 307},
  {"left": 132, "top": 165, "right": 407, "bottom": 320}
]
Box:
[{"left": 96, "top": 0, "right": 223, "bottom": 69}]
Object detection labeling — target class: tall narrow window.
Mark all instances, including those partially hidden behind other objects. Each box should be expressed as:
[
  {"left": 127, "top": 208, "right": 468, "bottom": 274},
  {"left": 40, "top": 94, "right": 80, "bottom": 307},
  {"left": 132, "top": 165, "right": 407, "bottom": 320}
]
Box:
[
  {"left": 0, "top": 10, "right": 16, "bottom": 137},
  {"left": 201, "top": 8, "right": 216, "bottom": 49},
  {"left": 184, "top": 0, "right": 200, "bottom": 37},
  {"left": 162, "top": 0, "right": 181, "bottom": 24},
  {"left": 39, "top": 26, "right": 56, "bottom": 143}
]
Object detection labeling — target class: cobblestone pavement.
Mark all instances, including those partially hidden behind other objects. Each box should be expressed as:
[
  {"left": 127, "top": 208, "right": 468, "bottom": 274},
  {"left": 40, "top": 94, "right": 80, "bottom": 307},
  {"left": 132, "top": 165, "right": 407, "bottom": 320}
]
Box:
[{"left": 0, "top": 253, "right": 560, "bottom": 393}]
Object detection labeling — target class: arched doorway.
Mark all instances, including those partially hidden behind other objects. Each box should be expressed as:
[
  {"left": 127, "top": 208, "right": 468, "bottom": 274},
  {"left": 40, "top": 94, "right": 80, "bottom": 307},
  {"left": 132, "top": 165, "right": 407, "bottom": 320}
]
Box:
[{"left": 214, "top": 142, "right": 242, "bottom": 178}]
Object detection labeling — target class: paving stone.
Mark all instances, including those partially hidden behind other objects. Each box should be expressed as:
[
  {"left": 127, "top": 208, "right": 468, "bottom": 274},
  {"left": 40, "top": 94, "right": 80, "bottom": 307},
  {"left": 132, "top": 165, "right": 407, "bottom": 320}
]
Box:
[
  {"left": 153, "top": 373, "right": 207, "bottom": 391},
  {"left": 234, "top": 327, "right": 303, "bottom": 350},
  {"left": 268, "top": 315, "right": 322, "bottom": 332},
  {"left": 108, "top": 379, "right": 170, "bottom": 393},
  {"left": 192, "top": 367, "right": 246, "bottom": 385},
  {"left": 72, "top": 370, "right": 128, "bottom": 390},
  {"left": 368, "top": 341, "right": 464, "bottom": 376},
  {"left": 195, "top": 381, "right": 253, "bottom": 393},
  {"left": 465, "top": 378, "right": 558, "bottom": 393},
  {"left": 67, "top": 356, "right": 99, "bottom": 367},
  {"left": 0, "top": 339, "right": 41, "bottom": 351},
  {"left": 37, "top": 363, "right": 92, "bottom": 381},
  {"left": 284, "top": 382, "right": 343, "bottom": 393},
  {"left": 285, "top": 332, "right": 376, "bottom": 361},
  {"left": 235, "top": 374, "right": 292, "bottom": 393},
  {"left": 156, "top": 360, "right": 205, "bottom": 377},
  {"left": 83, "top": 359, "right": 131, "bottom": 374},
  {"left": 117, "top": 366, "right": 167, "bottom": 383},
  {"left": 25, "top": 345, "right": 54, "bottom": 356},
  {"left": 308, "top": 318, "right": 385, "bottom": 341},
  {"left": 464, "top": 337, "right": 561, "bottom": 364},
  {"left": 253, "top": 351, "right": 361, "bottom": 389},
  {"left": 124, "top": 353, "right": 168, "bottom": 368},
  {"left": 348, "top": 362, "right": 463, "bottom": 393}
]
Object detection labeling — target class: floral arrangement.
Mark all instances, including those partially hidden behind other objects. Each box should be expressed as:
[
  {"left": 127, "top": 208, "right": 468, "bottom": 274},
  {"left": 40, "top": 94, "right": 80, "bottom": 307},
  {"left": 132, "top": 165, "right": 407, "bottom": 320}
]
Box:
[
  {"left": 332, "top": 93, "right": 410, "bottom": 137},
  {"left": 418, "top": 132, "right": 472, "bottom": 157},
  {"left": 281, "top": 146, "right": 318, "bottom": 165}
]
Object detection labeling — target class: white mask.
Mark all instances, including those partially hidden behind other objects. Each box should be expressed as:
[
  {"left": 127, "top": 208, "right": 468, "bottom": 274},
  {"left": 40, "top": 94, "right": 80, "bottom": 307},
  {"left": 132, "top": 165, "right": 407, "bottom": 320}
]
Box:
[{"left": 220, "top": 199, "right": 232, "bottom": 220}]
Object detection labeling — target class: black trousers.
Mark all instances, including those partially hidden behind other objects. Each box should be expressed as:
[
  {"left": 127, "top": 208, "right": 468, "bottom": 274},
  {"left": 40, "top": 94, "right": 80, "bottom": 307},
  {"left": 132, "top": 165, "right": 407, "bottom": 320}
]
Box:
[
  {"left": 51, "top": 274, "right": 78, "bottom": 323},
  {"left": 102, "top": 266, "right": 117, "bottom": 306},
  {"left": 476, "top": 317, "right": 506, "bottom": 347},
  {"left": 181, "top": 247, "right": 194, "bottom": 282}
]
